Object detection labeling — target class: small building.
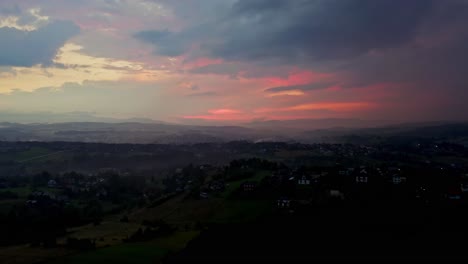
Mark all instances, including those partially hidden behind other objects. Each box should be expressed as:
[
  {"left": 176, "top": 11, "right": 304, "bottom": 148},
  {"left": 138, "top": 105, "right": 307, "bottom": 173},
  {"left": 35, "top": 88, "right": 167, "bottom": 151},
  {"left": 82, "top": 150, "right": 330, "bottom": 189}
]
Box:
[
  {"left": 209, "top": 180, "right": 225, "bottom": 191},
  {"left": 48, "top": 179, "right": 57, "bottom": 188},
  {"left": 446, "top": 186, "right": 462, "bottom": 200},
  {"left": 199, "top": 192, "right": 209, "bottom": 199},
  {"left": 96, "top": 189, "right": 108, "bottom": 198},
  {"left": 241, "top": 181, "right": 257, "bottom": 192},
  {"left": 461, "top": 182, "right": 468, "bottom": 193},
  {"left": 298, "top": 175, "right": 311, "bottom": 185},
  {"left": 355, "top": 175, "right": 368, "bottom": 183},
  {"left": 277, "top": 198, "right": 291, "bottom": 208},
  {"left": 355, "top": 169, "right": 369, "bottom": 183},
  {"left": 329, "top": 189, "right": 345, "bottom": 200},
  {"left": 392, "top": 175, "right": 407, "bottom": 185}
]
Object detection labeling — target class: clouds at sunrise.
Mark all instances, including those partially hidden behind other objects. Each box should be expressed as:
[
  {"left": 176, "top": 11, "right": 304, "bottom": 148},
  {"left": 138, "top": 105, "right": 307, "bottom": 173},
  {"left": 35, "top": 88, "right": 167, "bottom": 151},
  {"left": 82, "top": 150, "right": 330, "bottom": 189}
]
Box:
[{"left": 0, "top": 0, "right": 467, "bottom": 123}]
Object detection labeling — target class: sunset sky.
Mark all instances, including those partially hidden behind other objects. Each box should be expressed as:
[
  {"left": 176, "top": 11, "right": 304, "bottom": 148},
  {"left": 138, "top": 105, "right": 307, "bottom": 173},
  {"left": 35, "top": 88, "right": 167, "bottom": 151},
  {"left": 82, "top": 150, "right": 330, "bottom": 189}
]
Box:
[{"left": 0, "top": 0, "right": 467, "bottom": 124}]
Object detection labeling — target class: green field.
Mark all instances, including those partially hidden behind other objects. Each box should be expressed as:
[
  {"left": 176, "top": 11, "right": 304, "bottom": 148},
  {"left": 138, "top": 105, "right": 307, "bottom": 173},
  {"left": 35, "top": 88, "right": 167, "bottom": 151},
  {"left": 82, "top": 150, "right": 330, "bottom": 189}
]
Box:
[
  {"left": 0, "top": 147, "right": 71, "bottom": 164},
  {"left": 48, "top": 231, "right": 199, "bottom": 264},
  {"left": 48, "top": 244, "right": 168, "bottom": 264},
  {"left": 0, "top": 199, "right": 23, "bottom": 214},
  {"left": 5, "top": 187, "right": 32, "bottom": 198},
  {"left": 1, "top": 169, "right": 274, "bottom": 264},
  {"left": 222, "top": 170, "right": 270, "bottom": 198},
  {"left": 0, "top": 147, "right": 51, "bottom": 162},
  {"left": 211, "top": 200, "right": 271, "bottom": 223}
]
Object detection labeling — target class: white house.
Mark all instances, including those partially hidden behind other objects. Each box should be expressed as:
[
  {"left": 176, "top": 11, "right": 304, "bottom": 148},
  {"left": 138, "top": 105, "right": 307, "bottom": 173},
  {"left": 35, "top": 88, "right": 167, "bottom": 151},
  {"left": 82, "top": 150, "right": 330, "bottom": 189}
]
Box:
[
  {"left": 298, "top": 175, "right": 311, "bottom": 185},
  {"left": 47, "top": 179, "right": 57, "bottom": 188},
  {"left": 392, "top": 175, "right": 407, "bottom": 185},
  {"left": 277, "top": 198, "right": 291, "bottom": 208}
]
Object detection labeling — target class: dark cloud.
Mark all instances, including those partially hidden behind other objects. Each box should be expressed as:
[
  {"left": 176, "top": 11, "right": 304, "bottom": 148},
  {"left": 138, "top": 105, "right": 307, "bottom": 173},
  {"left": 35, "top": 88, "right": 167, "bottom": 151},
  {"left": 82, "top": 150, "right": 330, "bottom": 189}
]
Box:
[
  {"left": 145, "top": 0, "right": 468, "bottom": 116},
  {"left": 189, "top": 63, "right": 242, "bottom": 78},
  {"left": 265, "top": 82, "right": 335, "bottom": 93},
  {"left": 138, "top": 0, "right": 434, "bottom": 62},
  {"left": 0, "top": 20, "right": 80, "bottom": 67},
  {"left": 218, "top": 0, "right": 434, "bottom": 62},
  {"left": 336, "top": 1, "right": 468, "bottom": 88},
  {"left": 0, "top": 3, "right": 20, "bottom": 15},
  {"left": 134, "top": 29, "right": 189, "bottom": 57},
  {"left": 189, "top": 62, "right": 292, "bottom": 79},
  {"left": 231, "top": 0, "right": 289, "bottom": 15}
]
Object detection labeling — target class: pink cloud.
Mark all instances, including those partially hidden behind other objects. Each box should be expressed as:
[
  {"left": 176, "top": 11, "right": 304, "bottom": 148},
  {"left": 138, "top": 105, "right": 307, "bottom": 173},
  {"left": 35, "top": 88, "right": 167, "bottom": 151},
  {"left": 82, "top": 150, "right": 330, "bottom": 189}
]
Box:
[
  {"left": 208, "top": 109, "right": 242, "bottom": 115},
  {"left": 183, "top": 57, "right": 223, "bottom": 69},
  {"left": 262, "top": 70, "right": 332, "bottom": 87},
  {"left": 255, "top": 102, "right": 375, "bottom": 113},
  {"left": 182, "top": 108, "right": 247, "bottom": 121}
]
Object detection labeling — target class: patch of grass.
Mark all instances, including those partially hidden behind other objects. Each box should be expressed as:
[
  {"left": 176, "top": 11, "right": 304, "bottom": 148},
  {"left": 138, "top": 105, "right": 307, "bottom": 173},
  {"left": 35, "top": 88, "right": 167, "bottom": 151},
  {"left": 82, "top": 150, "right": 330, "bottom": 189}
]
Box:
[
  {"left": 222, "top": 170, "right": 270, "bottom": 198},
  {"left": 211, "top": 200, "right": 271, "bottom": 223},
  {"left": 66, "top": 220, "right": 141, "bottom": 247},
  {"left": 0, "top": 245, "right": 72, "bottom": 264},
  {"left": 16, "top": 147, "right": 52, "bottom": 161},
  {"left": 50, "top": 231, "right": 200, "bottom": 264},
  {"left": 0, "top": 199, "right": 23, "bottom": 214},
  {"left": 150, "top": 231, "right": 200, "bottom": 251},
  {"left": 36, "top": 187, "right": 64, "bottom": 196},
  {"left": 5, "top": 187, "right": 32, "bottom": 198},
  {"left": 49, "top": 244, "right": 168, "bottom": 264}
]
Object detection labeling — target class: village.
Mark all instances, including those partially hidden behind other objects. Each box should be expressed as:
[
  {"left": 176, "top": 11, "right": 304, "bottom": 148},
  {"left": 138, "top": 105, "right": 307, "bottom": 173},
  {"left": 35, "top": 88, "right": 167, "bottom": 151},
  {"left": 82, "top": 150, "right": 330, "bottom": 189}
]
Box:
[{"left": 0, "top": 139, "right": 468, "bottom": 263}]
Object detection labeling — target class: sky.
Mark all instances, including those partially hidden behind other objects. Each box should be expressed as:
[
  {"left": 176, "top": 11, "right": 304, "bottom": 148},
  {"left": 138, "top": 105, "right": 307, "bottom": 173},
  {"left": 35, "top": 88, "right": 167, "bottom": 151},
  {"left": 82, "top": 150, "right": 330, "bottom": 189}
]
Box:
[{"left": 0, "top": 0, "right": 467, "bottom": 124}]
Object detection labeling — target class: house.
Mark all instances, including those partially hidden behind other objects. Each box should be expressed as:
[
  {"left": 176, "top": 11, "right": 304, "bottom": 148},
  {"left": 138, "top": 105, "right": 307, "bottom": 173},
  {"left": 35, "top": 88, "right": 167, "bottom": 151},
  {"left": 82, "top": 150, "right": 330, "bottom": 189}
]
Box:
[
  {"left": 355, "top": 169, "right": 369, "bottom": 183},
  {"left": 298, "top": 175, "right": 311, "bottom": 185},
  {"left": 277, "top": 197, "right": 291, "bottom": 208},
  {"left": 415, "top": 186, "right": 428, "bottom": 200},
  {"left": 199, "top": 192, "right": 209, "bottom": 199},
  {"left": 446, "top": 185, "right": 462, "bottom": 200},
  {"left": 329, "top": 189, "right": 345, "bottom": 200},
  {"left": 241, "top": 181, "right": 257, "bottom": 192},
  {"left": 461, "top": 182, "right": 468, "bottom": 193},
  {"left": 209, "top": 180, "right": 225, "bottom": 191},
  {"left": 391, "top": 175, "right": 407, "bottom": 185},
  {"left": 355, "top": 175, "right": 368, "bottom": 183},
  {"left": 96, "top": 189, "right": 108, "bottom": 198},
  {"left": 48, "top": 179, "right": 57, "bottom": 188}
]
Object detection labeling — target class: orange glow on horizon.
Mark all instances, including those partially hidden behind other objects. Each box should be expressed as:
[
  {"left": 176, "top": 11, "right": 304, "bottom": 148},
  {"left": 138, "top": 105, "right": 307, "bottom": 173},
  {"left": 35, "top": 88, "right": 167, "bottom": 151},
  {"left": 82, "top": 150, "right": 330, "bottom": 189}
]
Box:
[{"left": 255, "top": 102, "right": 375, "bottom": 114}]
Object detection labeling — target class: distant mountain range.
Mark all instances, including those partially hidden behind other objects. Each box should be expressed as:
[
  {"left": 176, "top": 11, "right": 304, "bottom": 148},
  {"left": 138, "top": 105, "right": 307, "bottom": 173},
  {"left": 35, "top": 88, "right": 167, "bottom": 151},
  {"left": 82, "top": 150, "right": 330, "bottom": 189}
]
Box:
[
  {"left": 245, "top": 118, "right": 396, "bottom": 131},
  {"left": 0, "top": 112, "right": 466, "bottom": 144},
  {"left": 0, "top": 112, "right": 160, "bottom": 124}
]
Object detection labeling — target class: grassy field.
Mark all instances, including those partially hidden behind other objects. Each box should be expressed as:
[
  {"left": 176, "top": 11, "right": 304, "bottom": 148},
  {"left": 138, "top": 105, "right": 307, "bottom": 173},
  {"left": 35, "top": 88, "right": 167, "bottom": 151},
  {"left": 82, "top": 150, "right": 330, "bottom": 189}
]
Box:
[
  {"left": 0, "top": 245, "right": 73, "bottom": 264},
  {"left": 222, "top": 170, "right": 270, "bottom": 198},
  {"left": 0, "top": 147, "right": 51, "bottom": 162},
  {"left": 0, "top": 147, "right": 72, "bottom": 164},
  {"left": 66, "top": 219, "right": 141, "bottom": 248},
  {"left": 5, "top": 187, "right": 32, "bottom": 198},
  {"left": 48, "top": 244, "right": 168, "bottom": 264},
  {"left": 5, "top": 186, "right": 63, "bottom": 198},
  {"left": 210, "top": 200, "right": 271, "bottom": 223},
  {"left": 1, "top": 170, "right": 273, "bottom": 264},
  {"left": 0, "top": 187, "right": 30, "bottom": 214},
  {"left": 0, "top": 199, "right": 24, "bottom": 214},
  {"left": 48, "top": 231, "right": 199, "bottom": 264}
]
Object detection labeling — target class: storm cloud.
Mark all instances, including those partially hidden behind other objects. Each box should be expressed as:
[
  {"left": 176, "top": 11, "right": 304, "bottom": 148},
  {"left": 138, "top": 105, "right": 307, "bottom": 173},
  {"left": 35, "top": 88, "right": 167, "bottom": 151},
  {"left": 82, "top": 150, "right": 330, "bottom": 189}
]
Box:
[
  {"left": 0, "top": 20, "right": 80, "bottom": 67},
  {"left": 265, "top": 83, "right": 335, "bottom": 93},
  {"left": 136, "top": 0, "right": 435, "bottom": 62}
]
